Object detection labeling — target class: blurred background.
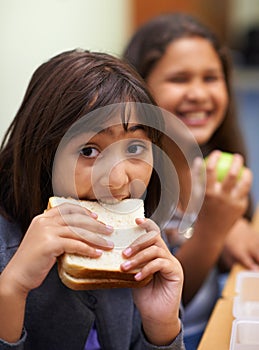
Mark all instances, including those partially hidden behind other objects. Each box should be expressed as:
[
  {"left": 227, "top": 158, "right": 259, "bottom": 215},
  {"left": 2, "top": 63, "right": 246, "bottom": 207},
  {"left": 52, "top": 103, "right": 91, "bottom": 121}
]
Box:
[{"left": 1, "top": 0, "right": 259, "bottom": 203}]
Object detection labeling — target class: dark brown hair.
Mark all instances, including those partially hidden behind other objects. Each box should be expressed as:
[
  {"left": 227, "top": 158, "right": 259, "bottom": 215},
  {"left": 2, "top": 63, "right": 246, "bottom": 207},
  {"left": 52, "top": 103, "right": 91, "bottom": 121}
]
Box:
[
  {"left": 0, "top": 49, "right": 173, "bottom": 232},
  {"left": 123, "top": 13, "right": 253, "bottom": 217},
  {"left": 123, "top": 13, "right": 248, "bottom": 157}
]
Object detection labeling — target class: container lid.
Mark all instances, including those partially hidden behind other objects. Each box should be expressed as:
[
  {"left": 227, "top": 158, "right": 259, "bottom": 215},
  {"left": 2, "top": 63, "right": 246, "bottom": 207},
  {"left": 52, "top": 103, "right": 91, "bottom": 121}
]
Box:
[{"left": 233, "top": 271, "right": 259, "bottom": 319}]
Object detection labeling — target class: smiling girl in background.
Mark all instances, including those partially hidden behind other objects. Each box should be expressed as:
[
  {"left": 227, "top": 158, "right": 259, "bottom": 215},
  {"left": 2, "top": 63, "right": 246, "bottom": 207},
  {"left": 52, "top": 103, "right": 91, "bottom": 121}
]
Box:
[{"left": 123, "top": 13, "right": 256, "bottom": 349}]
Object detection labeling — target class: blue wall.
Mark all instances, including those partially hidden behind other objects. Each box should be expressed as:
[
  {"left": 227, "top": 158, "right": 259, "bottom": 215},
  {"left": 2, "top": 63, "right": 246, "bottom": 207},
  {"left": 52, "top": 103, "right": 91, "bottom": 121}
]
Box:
[{"left": 235, "top": 88, "right": 259, "bottom": 205}]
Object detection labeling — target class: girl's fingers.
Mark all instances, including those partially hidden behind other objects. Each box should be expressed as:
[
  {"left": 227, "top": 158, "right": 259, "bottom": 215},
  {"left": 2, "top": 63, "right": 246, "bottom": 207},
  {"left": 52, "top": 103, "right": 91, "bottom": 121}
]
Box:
[
  {"left": 32, "top": 212, "right": 114, "bottom": 252},
  {"left": 134, "top": 256, "right": 180, "bottom": 282},
  {"left": 46, "top": 202, "right": 96, "bottom": 218},
  {"left": 232, "top": 167, "right": 253, "bottom": 198},
  {"left": 122, "top": 244, "right": 164, "bottom": 271},
  {"left": 206, "top": 151, "right": 252, "bottom": 199},
  {"left": 44, "top": 204, "right": 114, "bottom": 235},
  {"left": 122, "top": 218, "right": 161, "bottom": 257},
  {"left": 121, "top": 244, "right": 180, "bottom": 283},
  {"left": 221, "top": 154, "right": 244, "bottom": 191},
  {"left": 205, "top": 151, "right": 221, "bottom": 188},
  {"left": 206, "top": 151, "right": 244, "bottom": 189},
  {"left": 135, "top": 217, "right": 160, "bottom": 232},
  {"left": 61, "top": 226, "right": 114, "bottom": 250},
  {"left": 56, "top": 237, "right": 104, "bottom": 258},
  {"left": 57, "top": 212, "right": 114, "bottom": 235}
]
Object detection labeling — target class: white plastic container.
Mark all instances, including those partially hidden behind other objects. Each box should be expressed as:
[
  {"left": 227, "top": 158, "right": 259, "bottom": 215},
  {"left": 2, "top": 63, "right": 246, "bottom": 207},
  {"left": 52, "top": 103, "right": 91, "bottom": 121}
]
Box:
[
  {"left": 230, "top": 319, "right": 259, "bottom": 349},
  {"left": 233, "top": 271, "right": 259, "bottom": 319},
  {"left": 230, "top": 271, "right": 259, "bottom": 349}
]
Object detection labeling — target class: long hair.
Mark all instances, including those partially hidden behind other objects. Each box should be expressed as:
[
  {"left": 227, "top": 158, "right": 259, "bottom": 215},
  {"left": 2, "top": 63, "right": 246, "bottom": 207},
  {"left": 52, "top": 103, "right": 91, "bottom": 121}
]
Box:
[
  {"left": 0, "top": 49, "right": 172, "bottom": 232},
  {"left": 123, "top": 13, "right": 253, "bottom": 217},
  {"left": 123, "top": 13, "right": 248, "bottom": 157}
]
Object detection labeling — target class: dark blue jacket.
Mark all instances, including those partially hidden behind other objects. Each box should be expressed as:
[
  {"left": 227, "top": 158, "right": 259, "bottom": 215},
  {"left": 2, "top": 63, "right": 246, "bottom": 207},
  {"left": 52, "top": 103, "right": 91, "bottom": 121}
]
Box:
[{"left": 0, "top": 215, "right": 185, "bottom": 350}]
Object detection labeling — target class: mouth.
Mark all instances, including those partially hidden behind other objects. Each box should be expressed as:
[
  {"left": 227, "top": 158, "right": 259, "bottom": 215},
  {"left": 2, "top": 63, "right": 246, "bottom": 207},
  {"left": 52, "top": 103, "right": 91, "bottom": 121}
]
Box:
[
  {"left": 177, "top": 110, "right": 212, "bottom": 126},
  {"left": 98, "top": 195, "right": 131, "bottom": 204}
]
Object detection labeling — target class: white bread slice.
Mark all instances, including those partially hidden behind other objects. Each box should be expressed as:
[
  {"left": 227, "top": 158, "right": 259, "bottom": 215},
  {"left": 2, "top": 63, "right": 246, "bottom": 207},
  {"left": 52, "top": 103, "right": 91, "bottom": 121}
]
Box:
[
  {"left": 58, "top": 267, "right": 152, "bottom": 291},
  {"left": 48, "top": 197, "right": 152, "bottom": 289}
]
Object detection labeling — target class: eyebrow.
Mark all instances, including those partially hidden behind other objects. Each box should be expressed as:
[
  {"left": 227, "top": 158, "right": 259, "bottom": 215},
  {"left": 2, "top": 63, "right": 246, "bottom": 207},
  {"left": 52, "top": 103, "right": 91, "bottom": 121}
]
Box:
[{"left": 94, "top": 124, "right": 145, "bottom": 135}]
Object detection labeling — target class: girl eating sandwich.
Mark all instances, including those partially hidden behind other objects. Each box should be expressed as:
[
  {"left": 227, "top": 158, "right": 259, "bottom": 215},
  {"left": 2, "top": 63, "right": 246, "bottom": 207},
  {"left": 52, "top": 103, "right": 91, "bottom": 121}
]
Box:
[{"left": 0, "top": 49, "right": 185, "bottom": 349}]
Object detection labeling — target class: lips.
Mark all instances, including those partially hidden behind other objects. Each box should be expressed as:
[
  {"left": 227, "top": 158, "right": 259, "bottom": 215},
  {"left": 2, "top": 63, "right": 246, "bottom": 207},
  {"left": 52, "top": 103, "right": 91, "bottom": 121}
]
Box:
[
  {"left": 177, "top": 110, "right": 211, "bottom": 126},
  {"left": 99, "top": 198, "right": 123, "bottom": 204},
  {"left": 98, "top": 195, "right": 130, "bottom": 204}
]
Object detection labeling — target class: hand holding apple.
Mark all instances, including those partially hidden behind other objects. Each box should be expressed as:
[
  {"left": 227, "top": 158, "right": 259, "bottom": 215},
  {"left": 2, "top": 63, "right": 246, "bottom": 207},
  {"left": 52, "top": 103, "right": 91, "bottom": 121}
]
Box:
[{"left": 205, "top": 152, "right": 244, "bottom": 182}]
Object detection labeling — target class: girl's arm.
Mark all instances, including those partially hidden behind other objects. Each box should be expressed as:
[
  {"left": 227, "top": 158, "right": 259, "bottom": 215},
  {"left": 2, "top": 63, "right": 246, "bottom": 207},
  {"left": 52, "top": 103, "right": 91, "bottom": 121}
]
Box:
[
  {"left": 0, "top": 203, "right": 113, "bottom": 343},
  {"left": 174, "top": 151, "right": 252, "bottom": 305},
  {"left": 0, "top": 270, "right": 27, "bottom": 344},
  {"left": 121, "top": 218, "right": 183, "bottom": 346}
]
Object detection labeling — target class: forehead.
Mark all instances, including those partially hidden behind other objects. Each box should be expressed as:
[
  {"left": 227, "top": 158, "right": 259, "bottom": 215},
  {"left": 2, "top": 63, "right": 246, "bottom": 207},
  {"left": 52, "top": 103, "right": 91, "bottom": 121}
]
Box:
[
  {"left": 70, "top": 103, "right": 161, "bottom": 133},
  {"left": 165, "top": 37, "right": 222, "bottom": 69}
]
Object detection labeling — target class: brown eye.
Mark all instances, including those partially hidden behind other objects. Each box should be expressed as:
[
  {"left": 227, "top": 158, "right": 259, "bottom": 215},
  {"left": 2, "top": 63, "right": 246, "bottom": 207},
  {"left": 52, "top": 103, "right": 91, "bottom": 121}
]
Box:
[
  {"left": 127, "top": 142, "right": 147, "bottom": 156},
  {"left": 204, "top": 75, "right": 218, "bottom": 82},
  {"left": 80, "top": 147, "right": 99, "bottom": 158}
]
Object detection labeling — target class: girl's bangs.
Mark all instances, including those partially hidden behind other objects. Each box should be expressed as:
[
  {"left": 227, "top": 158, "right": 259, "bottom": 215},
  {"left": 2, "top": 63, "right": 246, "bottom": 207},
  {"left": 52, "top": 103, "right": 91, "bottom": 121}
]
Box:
[{"left": 61, "top": 102, "right": 164, "bottom": 146}]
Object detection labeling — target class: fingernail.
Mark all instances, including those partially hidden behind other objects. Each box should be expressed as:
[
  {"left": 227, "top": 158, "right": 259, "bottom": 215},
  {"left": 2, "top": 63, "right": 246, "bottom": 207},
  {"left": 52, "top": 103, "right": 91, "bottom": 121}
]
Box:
[
  {"left": 123, "top": 247, "right": 132, "bottom": 257},
  {"left": 106, "top": 241, "right": 114, "bottom": 248},
  {"left": 251, "top": 264, "right": 259, "bottom": 271},
  {"left": 95, "top": 249, "right": 103, "bottom": 255},
  {"left": 135, "top": 272, "right": 142, "bottom": 280},
  {"left": 90, "top": 212, "right": 98, "bottom": 219},
  {"left": 105, "top": 225, "right": 114, "bottom": 232},
  {"left": 122, "top": 260, "right": 131, "bottom": 269}
]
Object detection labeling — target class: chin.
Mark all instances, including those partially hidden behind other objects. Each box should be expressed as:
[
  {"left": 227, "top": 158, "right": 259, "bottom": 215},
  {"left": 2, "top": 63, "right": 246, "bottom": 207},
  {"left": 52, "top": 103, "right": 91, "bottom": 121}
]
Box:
[{"left": 191, "top": 132, "right": 213, "bottom": 146}]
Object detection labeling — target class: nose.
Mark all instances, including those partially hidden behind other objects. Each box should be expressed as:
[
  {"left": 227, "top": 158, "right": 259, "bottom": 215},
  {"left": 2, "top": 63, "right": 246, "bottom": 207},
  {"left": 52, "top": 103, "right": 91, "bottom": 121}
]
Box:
[
  {"left": 109, "top": 161, "right": 129, "bottom": 188},
  {"left": 99, "top": 159, "right": 130, "bottom": 190},
  {"left": 185, "top": 80, "right": 208, "bottom": 102}
]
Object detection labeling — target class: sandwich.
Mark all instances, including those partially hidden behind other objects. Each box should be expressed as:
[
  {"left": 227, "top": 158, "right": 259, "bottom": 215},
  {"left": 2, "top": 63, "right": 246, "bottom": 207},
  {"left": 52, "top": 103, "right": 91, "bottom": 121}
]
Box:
[{"left": 48, "top": 196, "right": 152, "bottom": 290}]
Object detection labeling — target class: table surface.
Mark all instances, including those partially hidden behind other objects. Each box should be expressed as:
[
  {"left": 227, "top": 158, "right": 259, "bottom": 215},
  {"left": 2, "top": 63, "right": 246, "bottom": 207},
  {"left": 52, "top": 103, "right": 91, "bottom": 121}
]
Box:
[{"left": 197, "top": 205, "right": 259, "bottom": 350}]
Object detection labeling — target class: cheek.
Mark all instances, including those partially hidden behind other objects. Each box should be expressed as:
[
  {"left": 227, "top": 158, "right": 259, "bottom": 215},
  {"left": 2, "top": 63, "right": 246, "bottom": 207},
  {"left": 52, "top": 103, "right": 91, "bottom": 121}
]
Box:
[
  {"left": 142, "top": 162, "right": 153, "bottom": 185},
  {"left": 74, "top": 161, "right": 92, "bottom": 197},
  {"left": 220, "top": 92, "right": 229, "bottom": 115},
  {"left": 139, "top": 162, "right": 153, "bottom": 191},
  {"left": 129, "top": 162, "right": 153, "bottom": 197},
  {"left": 214, "top": 83, "right": 229, "bottom": 113},
  {"left": 52, "top": 154, "right": 76, "bottom": 196},
  {"left": 151, "top": 84, "right": 182, "bottom": 112}
]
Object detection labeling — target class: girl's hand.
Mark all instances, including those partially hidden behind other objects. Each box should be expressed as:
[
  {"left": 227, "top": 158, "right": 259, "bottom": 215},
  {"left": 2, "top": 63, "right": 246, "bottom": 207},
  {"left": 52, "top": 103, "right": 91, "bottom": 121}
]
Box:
[
  {"left": 121, "top": 218, "right": 183, "bottom": 346},
  {"left": 221, "top": 218, "right": 259, "bottom": 270},
  {"left": 198, "top": 150, "right": 252, "bottom": 239},
  {"left": 1, "top": 203, "right": 114, "bottom": 295}
]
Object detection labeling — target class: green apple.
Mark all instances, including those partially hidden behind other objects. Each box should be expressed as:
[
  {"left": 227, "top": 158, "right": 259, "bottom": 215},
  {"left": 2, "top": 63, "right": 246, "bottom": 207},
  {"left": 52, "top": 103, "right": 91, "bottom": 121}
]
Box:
[{"left": 205, "top": 152, "right": 244, "bottom": 182}]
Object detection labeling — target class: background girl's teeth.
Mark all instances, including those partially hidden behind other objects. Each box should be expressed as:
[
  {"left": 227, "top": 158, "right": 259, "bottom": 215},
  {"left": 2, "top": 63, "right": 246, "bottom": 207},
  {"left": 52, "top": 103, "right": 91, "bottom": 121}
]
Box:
[{"left": 186, "top": 112, "right": 206, "bottom": 120}]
